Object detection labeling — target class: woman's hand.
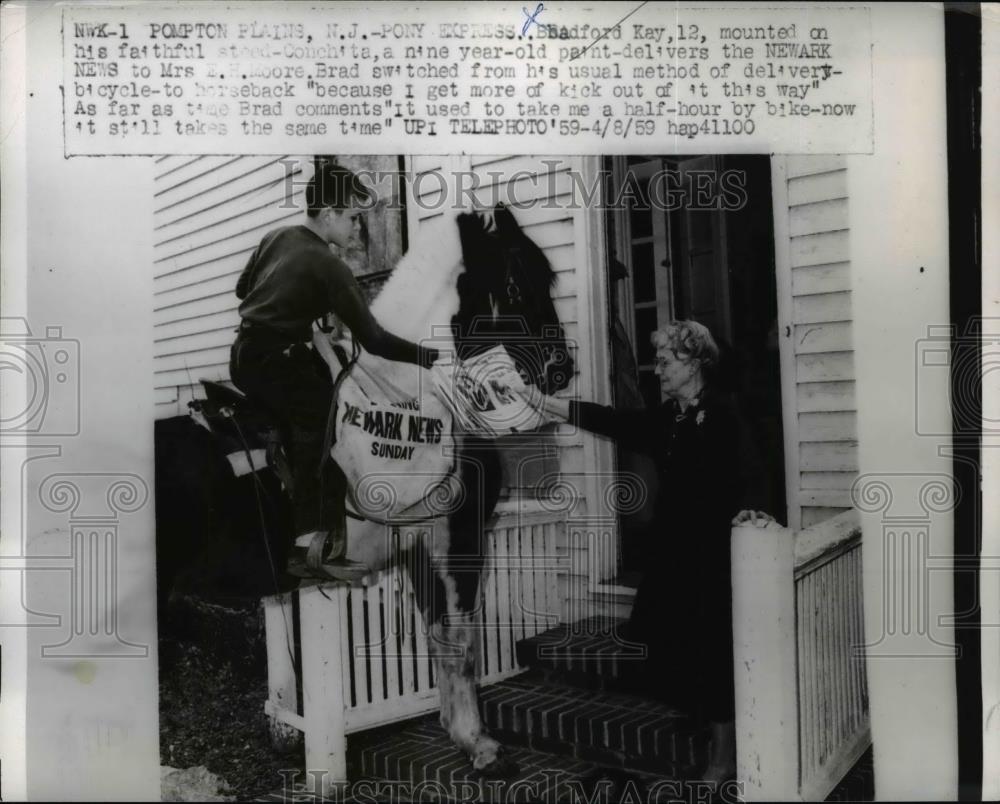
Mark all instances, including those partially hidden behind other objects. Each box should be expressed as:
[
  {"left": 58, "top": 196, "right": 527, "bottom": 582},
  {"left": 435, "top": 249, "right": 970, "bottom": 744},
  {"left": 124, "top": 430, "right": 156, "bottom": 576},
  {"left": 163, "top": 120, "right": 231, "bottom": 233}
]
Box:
[
  {"left": 731, "top": 509, "right": 775, "bottom": 527},
  {"left": 514, "top": 383, "right": 543, "bottom": 410},
  {"left": 515, "top": 386, "right": 570, "bottom": 423}
]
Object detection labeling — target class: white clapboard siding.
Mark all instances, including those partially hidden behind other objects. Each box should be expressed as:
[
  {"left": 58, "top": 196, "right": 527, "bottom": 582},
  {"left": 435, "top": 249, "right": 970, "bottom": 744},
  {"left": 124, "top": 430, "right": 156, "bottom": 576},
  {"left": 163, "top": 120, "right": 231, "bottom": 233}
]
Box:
[
  {"left": 791, "top": 263, "right": 853, "bottom": 296},
  {"left": 154, "top": 156, "right": 214, "bottom": 192},
  {"left": 155, "top": 250, "right": 257, "bottom": 297},
  {"left": 154, "top": 193, "right": 302, "bottom": 270},
  {"left": 153, "top": 156, "right": 301, "bottom": 418},
  {"left": 155, "top": 157, "right": 294, "bottom": 223},
  {"left": 154, "top": 326, "right": 239, "bottom": 360},
  {"left": 793, "top": 321, "right": 853, "bottom": 353},
  {"left": 155, "top": 268, "right": 249, "bottom": 311},
  {"left": 800, "top": 471, "right": 859, "bottom": 490},
  {"left": 154, "top": 287, "right": 239, "bottom": 326},
  {"left": 793, "top": 291, "right": 852, "bottom": 325},
  {"left": 776, "top": 156, "right": 858, "bottom": 528},
  {"left": 155, "top": 308, "right": 240, "bottom": 343},
  {"left": 155, "top": 251, "right": 254, "bottom": 296},
  {"left": 155, "top": 172, "right": 296, "bottom": 236},
  {"left": 408, "top": 155, "right": 463, "bottom": 223},
  {"left": 799, "top": 412, "right": 857, "bottom": 443}
]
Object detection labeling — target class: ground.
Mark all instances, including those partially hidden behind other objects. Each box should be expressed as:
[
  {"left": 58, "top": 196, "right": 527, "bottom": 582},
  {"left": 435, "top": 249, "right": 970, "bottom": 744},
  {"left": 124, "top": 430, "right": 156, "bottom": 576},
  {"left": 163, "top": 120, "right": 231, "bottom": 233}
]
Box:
[{"left": 159, "top": 597, "right": 304, "bottom": 800}]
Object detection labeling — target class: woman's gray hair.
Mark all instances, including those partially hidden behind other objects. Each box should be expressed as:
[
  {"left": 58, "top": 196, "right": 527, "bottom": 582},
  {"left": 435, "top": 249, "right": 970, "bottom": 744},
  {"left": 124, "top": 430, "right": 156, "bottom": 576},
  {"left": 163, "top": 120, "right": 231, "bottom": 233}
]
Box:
[{"left": 651, "top": 320, "right": 720, "bottom": 367}]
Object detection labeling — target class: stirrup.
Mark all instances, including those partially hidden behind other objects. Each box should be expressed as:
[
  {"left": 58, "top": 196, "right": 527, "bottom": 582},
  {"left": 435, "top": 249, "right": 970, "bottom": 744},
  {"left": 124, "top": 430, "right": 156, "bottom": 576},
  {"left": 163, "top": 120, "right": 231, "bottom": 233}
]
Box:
[
  {"left": 305, "top": 530, "right": 333, "bottom": 567},
  {"left": 287, "top": 531, "right": 371, "bottom": 584}
]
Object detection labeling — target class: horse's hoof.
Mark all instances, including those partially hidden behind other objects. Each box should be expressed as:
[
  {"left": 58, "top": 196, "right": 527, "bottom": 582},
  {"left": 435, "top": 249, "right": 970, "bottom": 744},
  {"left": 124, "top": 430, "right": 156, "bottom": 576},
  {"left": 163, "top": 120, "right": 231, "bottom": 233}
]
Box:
[{"left": 473, "top": 747, "right": 520, "bottom": 779}]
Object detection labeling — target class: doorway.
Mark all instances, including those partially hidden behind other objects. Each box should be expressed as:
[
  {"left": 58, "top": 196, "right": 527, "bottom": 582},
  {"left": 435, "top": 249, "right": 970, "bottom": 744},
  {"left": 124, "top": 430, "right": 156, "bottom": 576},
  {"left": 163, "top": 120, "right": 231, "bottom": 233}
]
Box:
[{"left": 604, "top": 155, "right": 787, "bottom": 578}]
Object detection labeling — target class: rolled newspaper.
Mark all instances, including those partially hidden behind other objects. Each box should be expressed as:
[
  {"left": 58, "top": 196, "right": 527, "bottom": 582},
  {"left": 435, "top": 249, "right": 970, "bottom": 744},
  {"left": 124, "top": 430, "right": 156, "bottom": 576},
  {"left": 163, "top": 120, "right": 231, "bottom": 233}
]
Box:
[{"left": 430, "top": 345, "right": 547, "bottom": 437}]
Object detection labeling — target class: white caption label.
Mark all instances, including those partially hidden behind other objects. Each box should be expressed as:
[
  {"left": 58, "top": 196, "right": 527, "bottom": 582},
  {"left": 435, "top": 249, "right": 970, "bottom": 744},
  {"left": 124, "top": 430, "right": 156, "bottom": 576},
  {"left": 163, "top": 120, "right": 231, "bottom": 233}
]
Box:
[{"left": 64, "top": 3, "right": 873, "bottom": 155}]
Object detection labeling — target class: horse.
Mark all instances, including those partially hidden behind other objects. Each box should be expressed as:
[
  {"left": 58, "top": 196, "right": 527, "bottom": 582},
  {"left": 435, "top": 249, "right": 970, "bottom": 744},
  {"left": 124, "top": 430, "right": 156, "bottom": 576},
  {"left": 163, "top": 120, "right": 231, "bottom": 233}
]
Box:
[
  {"left": 321, "top": 204, "right": 574, "bottom": 775},
  {"left": 156, "top": 203, "right": 574, "bottom": 776}
]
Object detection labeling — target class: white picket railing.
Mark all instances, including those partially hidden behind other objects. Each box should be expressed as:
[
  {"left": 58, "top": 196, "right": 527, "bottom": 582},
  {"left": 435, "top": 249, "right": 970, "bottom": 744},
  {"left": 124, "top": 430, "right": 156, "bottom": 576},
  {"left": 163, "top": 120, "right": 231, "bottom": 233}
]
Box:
[
  {"left": 733, "top": 508, "right": 870, "bottom": 801},
  {"left": 261, "top": 509, "right": 567, "bottom": 794}
]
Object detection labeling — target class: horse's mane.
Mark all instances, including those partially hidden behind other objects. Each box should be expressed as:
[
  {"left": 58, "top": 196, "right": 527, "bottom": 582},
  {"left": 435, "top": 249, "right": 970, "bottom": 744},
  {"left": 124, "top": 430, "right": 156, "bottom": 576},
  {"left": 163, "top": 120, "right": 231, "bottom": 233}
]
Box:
[
  {"left": 315, "top": 204, "right": 570, "bottom": 407},
  {"left": 370, "top": 212, "right": 465, "bottom": 349},
  {"left": 334, "top": 212, "right": 466, "bottom": 397},
  {"left": 497, "top": 208, "right": 557, "bottom": 292}
]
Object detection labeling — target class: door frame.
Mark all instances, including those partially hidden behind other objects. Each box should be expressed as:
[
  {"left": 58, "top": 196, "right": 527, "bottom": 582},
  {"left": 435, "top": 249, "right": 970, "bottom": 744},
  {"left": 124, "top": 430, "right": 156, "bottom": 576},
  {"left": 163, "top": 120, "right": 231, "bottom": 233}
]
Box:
[
  {"left": 593, "top": 154, "right": 799, "bottom": 581},
  {"left": 609, "top": 156, "right": 677, "bottom": 355},
  {"left": 770, "top": 155, "right": 803, "bottom": 532}
]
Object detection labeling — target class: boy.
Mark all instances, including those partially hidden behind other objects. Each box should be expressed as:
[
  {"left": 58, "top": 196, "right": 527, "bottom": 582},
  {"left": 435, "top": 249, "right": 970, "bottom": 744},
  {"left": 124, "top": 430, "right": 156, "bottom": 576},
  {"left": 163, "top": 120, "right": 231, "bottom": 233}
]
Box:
[{"left": 230, "top": 160, "right": 437, "bottom": 580}]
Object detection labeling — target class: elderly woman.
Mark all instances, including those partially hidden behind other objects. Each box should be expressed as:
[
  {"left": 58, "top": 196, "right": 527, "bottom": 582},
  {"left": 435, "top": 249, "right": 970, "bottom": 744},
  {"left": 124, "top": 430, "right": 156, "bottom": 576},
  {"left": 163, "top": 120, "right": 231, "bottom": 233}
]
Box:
[{"left": 522, "top": 320, "right": 768, "bottom": 784}]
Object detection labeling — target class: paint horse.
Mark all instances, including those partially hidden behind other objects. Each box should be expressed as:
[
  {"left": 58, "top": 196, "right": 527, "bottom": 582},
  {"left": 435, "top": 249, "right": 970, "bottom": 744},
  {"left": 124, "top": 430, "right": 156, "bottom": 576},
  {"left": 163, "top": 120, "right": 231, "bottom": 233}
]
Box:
[
  {"left": 319, "top": 205, "right": 573, "bottom": 775},
  {"left": 162, "top": 205, "right": 573, "bottom": 773}
]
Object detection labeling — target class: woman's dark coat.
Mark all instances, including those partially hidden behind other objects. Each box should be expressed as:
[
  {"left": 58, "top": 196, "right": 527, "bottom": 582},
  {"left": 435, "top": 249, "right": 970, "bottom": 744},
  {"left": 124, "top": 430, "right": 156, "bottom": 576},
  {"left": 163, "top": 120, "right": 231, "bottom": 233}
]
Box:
[{"left": 570, "top": 385, "right": 753, "bottom": 723}]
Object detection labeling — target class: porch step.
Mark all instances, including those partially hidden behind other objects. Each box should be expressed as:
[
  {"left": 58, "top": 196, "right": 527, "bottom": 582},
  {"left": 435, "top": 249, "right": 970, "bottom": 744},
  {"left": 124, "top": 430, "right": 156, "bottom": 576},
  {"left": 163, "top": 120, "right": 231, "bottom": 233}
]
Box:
[
  {"left": 350, "top": 716, "right": 594, "bottom": 802},
  {"left": 480, "top": 673, "right": 709, "bottom": 777},
  {"left": 349, "top": 713, "right": 716, "bottom": 804},
  {"left": 514, "top": 616, "right": 645, "bottom": 690},
  {"left": 345, "top": 619, "right": 716, "bottom": 801}
]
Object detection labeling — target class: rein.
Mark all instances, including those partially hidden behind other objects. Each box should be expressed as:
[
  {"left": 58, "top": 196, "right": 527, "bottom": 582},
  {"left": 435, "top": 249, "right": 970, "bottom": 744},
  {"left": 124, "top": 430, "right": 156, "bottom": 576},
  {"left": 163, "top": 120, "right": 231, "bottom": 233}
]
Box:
[{"left": 319, "top": 333, "right": 360, "bottom": 474}]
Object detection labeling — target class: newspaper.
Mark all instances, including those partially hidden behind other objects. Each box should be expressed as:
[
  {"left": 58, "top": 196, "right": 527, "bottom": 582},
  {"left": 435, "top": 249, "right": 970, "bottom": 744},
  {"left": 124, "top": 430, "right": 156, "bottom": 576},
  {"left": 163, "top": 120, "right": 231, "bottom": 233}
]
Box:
[{"left": 430, "top": 345, "right": 546, "bottom": 437}]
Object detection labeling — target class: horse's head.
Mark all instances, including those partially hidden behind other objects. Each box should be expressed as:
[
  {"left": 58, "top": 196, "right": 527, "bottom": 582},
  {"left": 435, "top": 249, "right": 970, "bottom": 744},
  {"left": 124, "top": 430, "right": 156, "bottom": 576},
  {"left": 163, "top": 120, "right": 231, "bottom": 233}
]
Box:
[{"left": 453, "top": 204, "right": 575, "bottom": 395}]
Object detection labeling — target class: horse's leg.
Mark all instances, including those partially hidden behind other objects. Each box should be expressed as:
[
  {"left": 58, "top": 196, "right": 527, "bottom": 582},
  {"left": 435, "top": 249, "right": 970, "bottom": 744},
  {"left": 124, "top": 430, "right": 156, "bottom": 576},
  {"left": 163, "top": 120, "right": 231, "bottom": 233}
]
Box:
[
  {"left": 399, "top": 535, "right": 451, "bottom": 715},
  {"left": 431, "top": 611, "right": 511, "bottom": 773},
  {"left": 400, "top": 536, "right": 457, "bottom": 734},
  {"left": 402, "top": 440, "right": 514, "bottom": 775}
]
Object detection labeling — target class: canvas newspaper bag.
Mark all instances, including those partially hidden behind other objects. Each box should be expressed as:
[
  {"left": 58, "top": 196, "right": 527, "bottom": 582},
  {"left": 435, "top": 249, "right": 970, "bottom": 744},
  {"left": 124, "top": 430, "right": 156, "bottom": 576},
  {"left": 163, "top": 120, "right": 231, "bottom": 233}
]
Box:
[
  {"left": 313, "top": 332, "right": 455, "bottom": 523},
  {"left": 313, "top": 334, "right": 545, "bottom": 523}
]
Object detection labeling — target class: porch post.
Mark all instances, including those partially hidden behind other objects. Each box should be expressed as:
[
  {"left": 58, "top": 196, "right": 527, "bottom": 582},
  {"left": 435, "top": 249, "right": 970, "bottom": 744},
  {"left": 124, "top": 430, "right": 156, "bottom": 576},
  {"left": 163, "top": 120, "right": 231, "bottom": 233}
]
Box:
[
  {"left": 299, "top": 583, "right": 349, "bottom": 797},
  {"left": 263, "top": 592, "right": 302, "bottom": 752},
  {"left": 573, "top": 155, "right": 617, "bottom": 590},
  {"left": 732, "top": 520, "right": 800, "bottom": 801},
  {"left": 846, "top": 6, "right": 957, "bottom": 798}
]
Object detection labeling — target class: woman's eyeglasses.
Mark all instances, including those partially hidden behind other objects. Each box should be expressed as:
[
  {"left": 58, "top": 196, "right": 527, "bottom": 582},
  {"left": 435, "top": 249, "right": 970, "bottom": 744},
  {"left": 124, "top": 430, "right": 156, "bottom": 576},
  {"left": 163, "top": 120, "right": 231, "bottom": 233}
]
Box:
[{"left": 654, "top": 350, "right": 684, "bottom": 369}]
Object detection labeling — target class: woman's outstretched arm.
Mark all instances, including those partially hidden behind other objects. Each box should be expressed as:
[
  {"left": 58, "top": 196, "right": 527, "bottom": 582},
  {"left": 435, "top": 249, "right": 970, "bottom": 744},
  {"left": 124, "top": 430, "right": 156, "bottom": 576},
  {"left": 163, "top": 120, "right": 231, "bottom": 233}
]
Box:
[
  {"left": 327, "top": 259, "right": 438, "bottom": 369},
  {"left": 524, "top": 389, "right": 662, "bottom": 455}
]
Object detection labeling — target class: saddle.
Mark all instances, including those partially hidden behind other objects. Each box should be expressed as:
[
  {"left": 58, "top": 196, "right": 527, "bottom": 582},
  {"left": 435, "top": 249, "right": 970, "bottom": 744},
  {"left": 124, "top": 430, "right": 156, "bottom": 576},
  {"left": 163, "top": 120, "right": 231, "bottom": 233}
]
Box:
[{"left": 188, "top": 380, "right": 295, "bottom": 493}]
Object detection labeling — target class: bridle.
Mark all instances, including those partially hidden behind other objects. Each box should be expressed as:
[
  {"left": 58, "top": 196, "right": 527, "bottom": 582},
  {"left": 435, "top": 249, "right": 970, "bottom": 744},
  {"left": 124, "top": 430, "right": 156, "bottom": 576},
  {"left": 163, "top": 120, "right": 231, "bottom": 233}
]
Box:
[
  {"left": 467, "top": 210, "right": 567, "bottom": 394},
  {"left": 504, "top": 251, "right": 524, "bottom": 305}
]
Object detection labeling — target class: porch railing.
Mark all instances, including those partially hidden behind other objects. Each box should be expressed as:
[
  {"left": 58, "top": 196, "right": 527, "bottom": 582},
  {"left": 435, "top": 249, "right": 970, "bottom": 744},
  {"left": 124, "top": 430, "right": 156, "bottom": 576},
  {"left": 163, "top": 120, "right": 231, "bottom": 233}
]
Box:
[
  {"left": 733, "top": 508, "right": 870, "bottom": 801},
  {"left": 263, "top": 505, "right": 868, "bottom": 798},
  {"left": 261, "top": 509, "right": 567, "bottom": 794}
]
